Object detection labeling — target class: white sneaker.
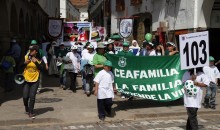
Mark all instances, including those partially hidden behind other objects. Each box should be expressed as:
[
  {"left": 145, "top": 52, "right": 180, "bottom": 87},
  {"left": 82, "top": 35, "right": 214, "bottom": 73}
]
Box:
[{"left": 121, "top": 96, "right": 125, "bottom": 99}]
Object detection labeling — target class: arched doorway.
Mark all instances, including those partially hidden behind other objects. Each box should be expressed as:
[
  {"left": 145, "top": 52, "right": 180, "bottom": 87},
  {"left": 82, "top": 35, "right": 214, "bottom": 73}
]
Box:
[
  {"left": 10, "top": 2, "right": 18, "bottom": 35},
  {"left": 0, "top": 0, "right": 9, "bottom": 32},
  {"left": 133, "top": 13, "right": 152, "bottom": 45},
  {"left": 19, "top": 9, "right": 25, "bottom": 35},
  {"left": 207, "top": 0, "right": 220, "bottom": 60}
]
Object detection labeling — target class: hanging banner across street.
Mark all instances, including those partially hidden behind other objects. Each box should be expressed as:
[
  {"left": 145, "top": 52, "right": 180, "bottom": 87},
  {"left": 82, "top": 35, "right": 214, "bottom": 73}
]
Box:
[{"left": 106, "top": 54, "right": 186, "bottom": 101}]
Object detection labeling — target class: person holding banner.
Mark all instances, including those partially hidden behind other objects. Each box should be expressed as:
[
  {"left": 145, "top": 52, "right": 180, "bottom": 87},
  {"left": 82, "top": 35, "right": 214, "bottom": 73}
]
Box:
[
  {"left": 94, "top": 60, "right": 115, "bottom": 121},
  {"left": 139, "top": 41, "right": 148, "bottom": 56},
  {"left": 117, "top": 42, "right": 133, "bottom": 56},
  {"left": 203, "top": 56, "right": 220, "bottom": 109},
  {"left": 182, "top": 68, "right": 209, "bottom": 130},
  {"left": 117, "top": 42, "right": 134, "bottom": 99},
  {"left": 166, "top": 42, "right": 179, "bottom": 56},
  {"left": 145, "top": 42, "right": 156, "bottom": 56},
  {"left": 93, "top": 43, "right": 107, "bottom": 76}
]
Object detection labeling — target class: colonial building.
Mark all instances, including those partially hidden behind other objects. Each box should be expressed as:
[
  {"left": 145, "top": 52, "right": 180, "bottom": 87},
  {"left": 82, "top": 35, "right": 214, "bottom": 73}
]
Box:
[
  {"left": 60, "top": 0, "right": 80, "bottom": 21},
  {"left": 38, "top": 0, "right": 60, "bottom": 18},
  {"left": 71, "top": 0, "right": 89, "bottom": 21},
  {"left": 0, "top": 0, "right": 48, "bottom": 59},
  {"left": 89, "top": 0, "right": 220, "bottom": 58}
]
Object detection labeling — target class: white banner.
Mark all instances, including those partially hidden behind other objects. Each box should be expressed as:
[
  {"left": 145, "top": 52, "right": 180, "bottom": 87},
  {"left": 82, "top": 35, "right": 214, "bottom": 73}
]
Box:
[
  {"left": 179, "top": 31, "right": 209, "bottom": 70},
  {"left": 48, "top": 18, "right": 63, "bottom": 38},
  {"left": 119, "top": 19, "right": 133, "bottom": 38}
]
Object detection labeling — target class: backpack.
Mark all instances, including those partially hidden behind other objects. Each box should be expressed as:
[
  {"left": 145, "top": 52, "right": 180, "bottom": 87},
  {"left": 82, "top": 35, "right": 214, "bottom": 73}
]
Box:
[
  {"left": 0, "top": 56, "right": 12, "bottom": 70},
  {"left": 83, "top": 64, "right": 94, "bottom": 78}
]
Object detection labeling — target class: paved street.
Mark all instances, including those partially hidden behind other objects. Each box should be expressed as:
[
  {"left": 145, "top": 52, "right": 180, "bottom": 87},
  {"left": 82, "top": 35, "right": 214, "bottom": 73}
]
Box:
[
  {"left": 1, "top": 115, "right": 220, "bottom": 130},
  {"left": 0, "top": 74, "right": 220, "bottom": 129}
]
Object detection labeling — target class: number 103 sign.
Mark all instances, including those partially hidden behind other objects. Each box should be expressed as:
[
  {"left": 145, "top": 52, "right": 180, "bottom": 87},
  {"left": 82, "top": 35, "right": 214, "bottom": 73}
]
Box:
[{"left": 179, "top": 31, "right": 209, "bottom": 70}]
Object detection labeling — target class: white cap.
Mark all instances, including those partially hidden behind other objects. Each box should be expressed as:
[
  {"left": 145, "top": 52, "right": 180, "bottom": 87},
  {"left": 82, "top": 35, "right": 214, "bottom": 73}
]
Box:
[{"left": 71, "top": 45, "right": 78, "bottom": 50}]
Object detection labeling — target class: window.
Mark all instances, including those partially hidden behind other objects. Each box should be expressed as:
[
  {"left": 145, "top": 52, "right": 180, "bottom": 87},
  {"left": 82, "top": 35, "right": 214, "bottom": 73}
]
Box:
[
  {"left": 130, "top": 0, "right": 142, "bottom": 6},
  {"left": 116, "top": 0, "right": 125, "bottom": 11}
]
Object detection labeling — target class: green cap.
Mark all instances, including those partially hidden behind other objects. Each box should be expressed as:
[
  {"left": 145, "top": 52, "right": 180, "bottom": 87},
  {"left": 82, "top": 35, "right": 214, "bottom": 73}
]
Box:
[
  {"left": 31, "top": 40, "right": 37, "bottom": 45},
  {"left": 209, "top": 56, "right": 215, "bottom": 61},
  {"left": 123, "top": 42, "right": 129, "bottom": 46},
  {"left": 104, "top": 60, "right": 112, "bottom": 67}
]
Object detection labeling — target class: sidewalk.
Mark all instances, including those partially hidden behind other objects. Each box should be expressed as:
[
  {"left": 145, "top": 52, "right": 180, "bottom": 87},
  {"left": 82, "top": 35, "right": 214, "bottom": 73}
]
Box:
[{"left": 0, "top": 74, "right": 220, "bottom": 127}]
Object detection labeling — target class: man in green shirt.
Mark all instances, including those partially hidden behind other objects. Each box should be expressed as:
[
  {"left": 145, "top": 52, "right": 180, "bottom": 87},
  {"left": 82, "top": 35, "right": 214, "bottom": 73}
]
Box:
[
  {"left": 117, "top": 42, "right": 134, "bottom": 56},
  {"left": 93, "top": 42, "right": 107, "bottom": 76},
  {"left": 117, "top": 42, "right": 134, "bottom": 99}
]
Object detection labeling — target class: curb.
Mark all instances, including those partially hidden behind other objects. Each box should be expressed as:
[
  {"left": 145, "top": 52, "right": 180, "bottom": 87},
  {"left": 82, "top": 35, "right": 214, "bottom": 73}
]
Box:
[{"left": 134, "top": 110, "right": 220, "bottom": 119}]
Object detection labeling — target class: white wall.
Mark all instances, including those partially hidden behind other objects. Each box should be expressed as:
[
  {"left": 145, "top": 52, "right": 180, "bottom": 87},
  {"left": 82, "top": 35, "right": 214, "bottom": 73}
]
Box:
[
  {"left": 60, "top": 0, "right": 67, "bottom": 18},
  {"left": 110, "top": 0, "right": 218, "bottom": 33},
  {"left": 67, "top": 1, "right": 80, "bottom": 21},
  {"left": 79, "top": 7, "right": 88, "bottom": 21}
]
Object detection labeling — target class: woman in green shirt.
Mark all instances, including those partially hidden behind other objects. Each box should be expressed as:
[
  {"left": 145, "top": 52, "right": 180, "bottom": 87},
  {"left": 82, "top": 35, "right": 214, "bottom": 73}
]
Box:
[{"left": 93, "top": 43, "right": 107, "bottom": 76}]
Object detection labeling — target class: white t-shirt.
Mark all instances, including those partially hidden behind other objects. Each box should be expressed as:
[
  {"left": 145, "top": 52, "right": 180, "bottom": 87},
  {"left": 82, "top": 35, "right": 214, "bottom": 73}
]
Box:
[
  {"left": 82, "top": 50, "right": 95, "bottom": 63},
  {"left": 148, "top": 50, "right": 156, "bottom": 56},
  {"left": 203, "top": 66, "right": 220, "bottom": 83},
  {"left": 94, "top": 70, "right": 114, "bottom": 99},
  {"left": 81, "top": 49, "right": 88, "bottom": 60},
  {"left": 182, "top": 71, "right": 210, "bottom": 108},
  {"left": 66, "top": 52, "right": 81, "bottom": 73}
]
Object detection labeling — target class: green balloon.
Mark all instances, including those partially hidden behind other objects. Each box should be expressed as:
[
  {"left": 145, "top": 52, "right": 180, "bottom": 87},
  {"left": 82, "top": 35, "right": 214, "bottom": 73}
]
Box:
[{"left": 145, "top": 33, "right": 152, "bottom": 42}]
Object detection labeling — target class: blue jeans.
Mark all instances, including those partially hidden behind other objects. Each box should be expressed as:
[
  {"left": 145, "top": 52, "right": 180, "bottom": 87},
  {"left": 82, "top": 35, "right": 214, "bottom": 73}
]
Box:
[{"left": 204, "top": 82, "right": 217, "bottom": 106}]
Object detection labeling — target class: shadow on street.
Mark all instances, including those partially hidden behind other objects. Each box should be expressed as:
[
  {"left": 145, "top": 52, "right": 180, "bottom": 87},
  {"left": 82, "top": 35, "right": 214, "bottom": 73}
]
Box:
[{"left": 113, "top": 98, "right": 183, "bottom": 111}]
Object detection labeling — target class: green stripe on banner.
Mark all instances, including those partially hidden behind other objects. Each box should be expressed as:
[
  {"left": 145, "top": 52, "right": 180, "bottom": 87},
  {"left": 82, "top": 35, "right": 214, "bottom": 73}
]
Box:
[{"left": 106, "top": 54, "right": 186, "bottom": 102}]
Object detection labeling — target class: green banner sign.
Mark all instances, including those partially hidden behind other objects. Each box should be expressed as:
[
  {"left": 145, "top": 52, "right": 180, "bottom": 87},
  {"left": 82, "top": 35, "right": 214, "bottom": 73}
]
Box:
[{"left": 106, "top": 54, "right": 186, "bottom": 102}]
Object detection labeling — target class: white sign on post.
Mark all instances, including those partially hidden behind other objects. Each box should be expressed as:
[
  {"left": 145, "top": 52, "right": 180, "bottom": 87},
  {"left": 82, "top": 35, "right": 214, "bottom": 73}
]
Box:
[{"left": 179, "top": 31, "right": 209, "bottom": 70}]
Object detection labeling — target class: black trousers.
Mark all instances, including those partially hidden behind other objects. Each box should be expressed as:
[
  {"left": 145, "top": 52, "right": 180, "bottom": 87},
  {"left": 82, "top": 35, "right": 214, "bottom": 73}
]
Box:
[
  {"left": 69, "top": 72, "right": 77, "bottom": 91},
  {"left": 23, "top": 81, "right": 39, "bottom": 114},
  {"left": 97, "top": 98, "right": 113, "bottom": 118},
  {"left": 186, "top": 107, "right": 198, "bottom": 130}
]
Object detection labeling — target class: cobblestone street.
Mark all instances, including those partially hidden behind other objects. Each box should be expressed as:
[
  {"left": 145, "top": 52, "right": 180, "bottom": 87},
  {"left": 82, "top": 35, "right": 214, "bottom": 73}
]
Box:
[{"left": 1, "top": 115, "right": 220, "bottom": 130}]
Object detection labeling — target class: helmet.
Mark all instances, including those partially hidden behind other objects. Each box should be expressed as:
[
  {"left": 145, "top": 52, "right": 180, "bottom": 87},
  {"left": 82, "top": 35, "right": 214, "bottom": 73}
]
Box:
[
  {"left": 184, "top": 80, "right": 198, "bottom": 97},
  {"left": 87, "top": 44, "right": 94, "bottom": 49},
  {"left": 31, "top": 40, "right": 37, "bottom": 45},
  {"left": 209, "top": 56, "right": 215, "bottom": 61},
  {"left": 71, "top": 45, "right": 78, "bottom": 50},
  {"left": 123, "top": 42, "right": 129, "bottom": 46},
  {"left": 104, "top": 60, "right": 113, "bottom": 67}
]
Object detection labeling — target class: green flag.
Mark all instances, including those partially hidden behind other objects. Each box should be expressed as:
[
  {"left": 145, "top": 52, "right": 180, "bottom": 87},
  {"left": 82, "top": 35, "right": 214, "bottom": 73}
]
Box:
[{"left": 106, "top": 54, "right": 186, "bottom": 102}]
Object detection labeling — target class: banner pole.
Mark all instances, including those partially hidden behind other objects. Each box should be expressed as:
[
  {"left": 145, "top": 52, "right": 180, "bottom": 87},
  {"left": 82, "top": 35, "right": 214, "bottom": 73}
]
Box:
[{"left": 194, "top": 68, "right": 196, "bottom": 75}]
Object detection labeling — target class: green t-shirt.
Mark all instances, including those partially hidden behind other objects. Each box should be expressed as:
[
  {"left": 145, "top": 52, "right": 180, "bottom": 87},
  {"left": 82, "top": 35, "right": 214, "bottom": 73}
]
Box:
[
  {"left": 117, "top": 50, "right": 134, "bottom": 56},
  {"left": 93, "top": 53, "right": 107, "bottom": 76}
]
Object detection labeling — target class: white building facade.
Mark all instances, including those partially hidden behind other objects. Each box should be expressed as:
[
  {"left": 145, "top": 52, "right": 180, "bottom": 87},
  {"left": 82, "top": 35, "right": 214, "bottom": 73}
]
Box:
[{"left": 60, "top": 0, "right": 80, "bottom": 21}]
